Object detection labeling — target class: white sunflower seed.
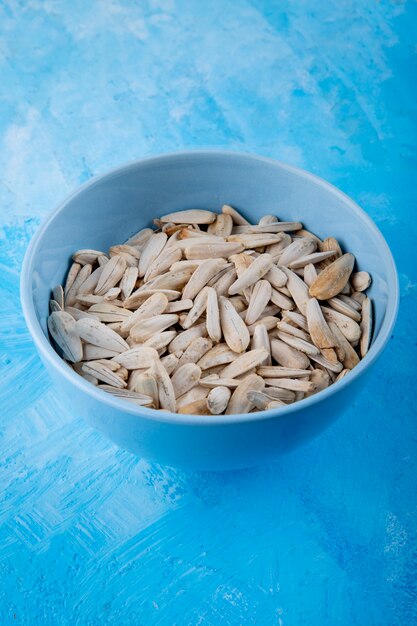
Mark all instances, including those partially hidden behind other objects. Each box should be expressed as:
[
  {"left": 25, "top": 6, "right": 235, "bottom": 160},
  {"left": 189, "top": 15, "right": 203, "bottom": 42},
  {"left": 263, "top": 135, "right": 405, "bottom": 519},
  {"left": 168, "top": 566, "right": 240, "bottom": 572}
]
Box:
[
  {"left": 206, "top": 287, "right": 222, "bottom": 342},
  {"left": 251, "top": 324, "right": 271, "bottom": 365},
  {"left": 75, "top": 317, "right": 129, "bottom": 353},
  {"left": 226, "top": 374, "right": 265, "bottom": 414},
  {"left": 184, "top": 242, "right": 244, "bottom": 259},
  {"left": 360, "top": 297, "right": 372, "bottom": 357},
  {"left": 279, "top": 238, "right": 317, "bottom": 266},
  {"left": 207, "top": 386, "right": 231, "bottom": 414},
  {"left": 176, "top": 337, "right": 213, "bottom": 369},
  {"left": 168, "top": 322, "right": 207, "bottom": 353},
  {"left": 130, "top": 314, "right": 179, "bottom": 342},
  {"left": 271, "top": 338, "right": 310, "bottom": 369},
  {"left": 245, "top": 280, "right": 272, "bottom": 325},
  {"left": 150, "top": 358, "right": 176, "bottom": 413},
  {"left": 207, "top": 213, "right": 234, "bottom": 237},
  {"left": 64, "top": 262, "right": 82, "bottom": 295},
  {"left": 306, "top": 297, "right": 337, "bottom": 349},
  {"left": 66, "top": 263, "right": 93, "bottom": 306},
  {"left": 228, "top": 254, "right": 273, "bottom": 295},
  {"left": 221, "top": 348, "right": 269, "bottom": 379},
  {"left": 309, "top": 253, "right": 355, "bottom": 300},
  {"left": 182, "top": 258, "right": 227, "bottom": 301},
  {"left": 160, "top": 209, "right": 216, "bottom": 224},
  {"left": 321, "top": 306, "right": 361, "bottom": 344},
  {"left": 95, "top": 256, "right": 126, "bottom": 296},
  {"left": 48, "top": 311, "right": 83, "bottom": 363},
  {"left": 120, "top": 266, "right": 139, "bottom": 300},
  {"left": 219, "top": 295, "right": 250, "bottom": 353},
  {"left": 138, "top": 232, "right": 168, "bottom": 278},
  {"left": 351, "top": 271, "right": 372, "bottom": 292},
  {"left": 171, "top": 363, "right": 202, "bottom": 398},
  {"left": 120, "top": 292, "right": 169, "bottom": 331}
]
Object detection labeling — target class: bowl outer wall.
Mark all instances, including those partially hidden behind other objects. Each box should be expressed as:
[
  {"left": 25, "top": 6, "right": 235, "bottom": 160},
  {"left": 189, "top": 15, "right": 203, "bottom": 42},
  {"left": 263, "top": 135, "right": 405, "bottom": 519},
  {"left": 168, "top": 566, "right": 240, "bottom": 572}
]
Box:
[{"left": 20, "top": 151, "right": 399, "bottom": 469}]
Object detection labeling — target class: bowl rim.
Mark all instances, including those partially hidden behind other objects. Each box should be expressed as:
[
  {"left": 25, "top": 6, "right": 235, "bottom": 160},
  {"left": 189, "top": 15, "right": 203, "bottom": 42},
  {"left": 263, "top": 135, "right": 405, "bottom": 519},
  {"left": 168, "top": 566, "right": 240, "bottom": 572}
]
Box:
[{"left": 20, "top": 149, "right": 399, "bottom": 426}]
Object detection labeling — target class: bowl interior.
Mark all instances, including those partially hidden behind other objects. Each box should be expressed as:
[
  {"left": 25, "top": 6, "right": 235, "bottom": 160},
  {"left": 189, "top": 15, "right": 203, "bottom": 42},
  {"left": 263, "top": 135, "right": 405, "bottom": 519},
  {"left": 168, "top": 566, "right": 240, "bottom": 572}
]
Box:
[{"left": 26, "top": 152, "right": 397, "bottom": 380}]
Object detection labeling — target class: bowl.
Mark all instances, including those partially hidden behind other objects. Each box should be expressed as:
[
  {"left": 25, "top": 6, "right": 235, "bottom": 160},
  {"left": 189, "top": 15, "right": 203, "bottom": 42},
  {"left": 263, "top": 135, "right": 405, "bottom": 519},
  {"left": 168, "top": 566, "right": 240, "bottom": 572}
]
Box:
[{"left": 20, "top": 151, "right": 399, "bottom": 470}]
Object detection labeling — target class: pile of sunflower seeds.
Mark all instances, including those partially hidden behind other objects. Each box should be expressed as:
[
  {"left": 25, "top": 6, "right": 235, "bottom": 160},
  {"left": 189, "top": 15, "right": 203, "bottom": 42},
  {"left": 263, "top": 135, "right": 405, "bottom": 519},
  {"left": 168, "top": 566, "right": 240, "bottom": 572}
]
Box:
[{"left": 48, "top": 205, "right": 372, "bottom": 415}]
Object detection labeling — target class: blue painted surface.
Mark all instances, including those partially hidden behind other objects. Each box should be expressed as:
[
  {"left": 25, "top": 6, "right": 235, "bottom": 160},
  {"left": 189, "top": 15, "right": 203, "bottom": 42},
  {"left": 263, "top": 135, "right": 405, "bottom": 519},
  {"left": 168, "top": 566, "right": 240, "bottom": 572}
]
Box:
[{"left": 1, "top": 1, "right": 416, "bottom": 623}]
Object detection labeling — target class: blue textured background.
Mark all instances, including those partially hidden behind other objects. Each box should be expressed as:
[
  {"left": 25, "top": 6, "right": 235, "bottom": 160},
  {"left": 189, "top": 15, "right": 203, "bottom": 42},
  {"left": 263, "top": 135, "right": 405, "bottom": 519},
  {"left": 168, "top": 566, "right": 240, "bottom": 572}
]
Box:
[{"left": 1, "top": 1, "right": 416, "bottom": 624}]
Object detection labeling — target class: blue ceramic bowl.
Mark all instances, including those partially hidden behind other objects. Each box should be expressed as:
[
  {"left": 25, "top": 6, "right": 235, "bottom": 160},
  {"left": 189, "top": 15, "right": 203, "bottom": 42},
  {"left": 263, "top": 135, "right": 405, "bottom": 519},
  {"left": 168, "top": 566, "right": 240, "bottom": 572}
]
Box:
[{"left": 21, "top": 151, "right": 399, "bottom": 470}]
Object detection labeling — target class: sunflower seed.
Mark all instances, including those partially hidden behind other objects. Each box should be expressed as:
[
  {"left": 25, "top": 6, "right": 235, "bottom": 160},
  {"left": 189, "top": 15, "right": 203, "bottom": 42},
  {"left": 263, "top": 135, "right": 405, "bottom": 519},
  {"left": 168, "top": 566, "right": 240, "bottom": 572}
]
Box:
[
  {"left": 48, "top": 311, "right": 83, "bottom": 362},
  {"left": 88, "top": 303, "right": 132, "bottom": 323},
  {"left": 160, "top": 353, "right": 181, "bottom": 375},
  {"left": 123, "top": 289, "right": 180, "bottom": 309},
  {"left": 321, "top": 306, "right": 361, "bottom": 343},
  {"left": 144, "top": 247, "right": 182, "bottom": 282},
  {"left": 204, "top": 287, "right": 221, "bottom": 342},
  {"left": 309, "top": 352, "right": 344, "bottom": 373},
  {"left": 221, "top": 349, "right": 269, "bottom": 379},
  {"left": 182, "top": 258, "right": 227, "bottom": 301},
  {"left": 303, "top": 263, "right": 318, "bottom": 287},
  {"left": 226, "top": 374, "right": 265, "bottom": 414},
  {"left": 130, "top": 314, "right": 179, "bottom": 342},
  {"left": 184, "top": 242, "right": 244, "bottom": 259},
  {"left": 196, "top": 343, "right": 235, "bottom": 370},
  {"left": 351, "top": 271, "right": 372, "bottom": 292},
  {"left": 279, "top": 238, "right": 317, "bottom": 266},
  {"left": 143, "top": 331, "right": 178, "bottom": 351},
  {"left": 207, "top": 213, "right": 234, "bottom": 237},
  {"left": 232, "top": 222, "right": 303, "bottom": 234},
  {"left": 264, "top": 264, "right": 287, "bottom": 289},
  {"left": 309, "top": 253, "right": 355, "bottom": 300},
  {"left": 150, "top": 358, "right": 176, "bottom": 412},
  {"left": 76, "top": 317, "right": 129, "bottom": 353},
  {"left": 125, "top": 227, "right": 153, "bottom": 248},
  {"left": 164, "top": 299, "right": 193, "bottom": 313},
  {"left": 206, "top": 386, "right": 231, "bottom": 414},
  {"left": 160, "top": 209, "right": 216, "bottom": 224},
  {"left": 228, "top": 254, "right": 273, "bottom": 295},
  {"left": 228, "top": 234, "right": 287, "bottom": 248},
  {"left": 120, "top": 292, "right": 169, "bottom": 331},
  {"left": 281, "top": 268, "right": 309, "bottom": 315},
  {"left": 119, "top": 267, "right": 139, "bottom": 300},
  {"left": 251, "top": 324, "right": 271, "bottom": 365},
  {"left": 178, "top": 399, "right": 210, "bottom": 414},
  {"left": 138, "top": 232, "right": 168, "bottom": 277},
  {"left": 66, "top": 263, "right": 93, "bottom": 306},
  {"left": 219, "top": 295, "right": 250, "bottom": 353},
  {"left": 82, "top": 361, "right": 127, "bottom": 388},
  {"left": 129, "top": 372, "right": 159, "bottom": 408},
  {"left": 257, "top": 366, "right": 310, "bottom": 378},
  {"left": 265, "top": 378, "right": 317, "bottom": 393},
  {"left": 276, "top": 321, "right": 310, "bottom": 341},
  {"left": 171, "top": 363, "right": 202, "bottom": 398},
  {"left": 360, "top": 297, "right": 372, "bottom": 357},
  {"left": 271, "top": 338, "right": 310, "bottom": 369},
  {"left": 306, "top": 297, "right": 337, "bottom": 350},
  {"left": 64, "top": 262, "right": 82, "bottom": 295},
  {"left": 289, "top": 250, "right": 336, "bottom": 269},
  {"left": 276, "top": 331, "right": 319, "bottom": 356},
  {"left": 98, "top": 385, "right": 153, "bottom": 405},
  {"left": 221, "top": 204, "right": 250, "bottom": 225},
  {"left": 176, "top": 337, "right": 213, "bottom": 369},
  {"left": 245, "top": 280, "right": 272, "bottom": 325},
  {"left": 94, "top": 256, "right": 126, "bottom": 296},
  {"left": 50, "top": 299, "right": 62, "bottom": 312},
  {"left": 52, "top": 285, "right": 64, "bottom": 308},
  {"left": 327, "top": 297, "right": 361, "bottom": 321},
  {"left": 247, "top": 316, "right": 279, "bottom": 335},
  {"left": 200, "top": 376, "right": 240, "bottom": 389},
  {"left": 168, "top": 322, "right": 207, "bottom": 354}
]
